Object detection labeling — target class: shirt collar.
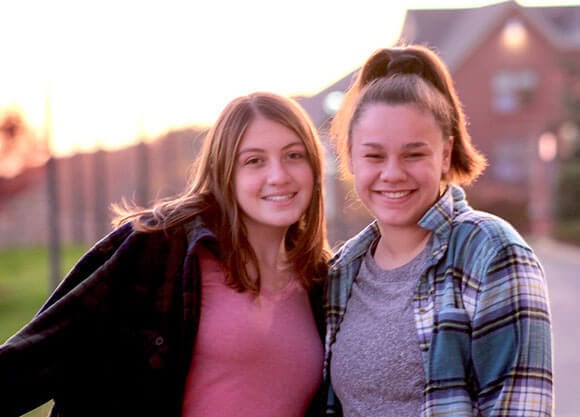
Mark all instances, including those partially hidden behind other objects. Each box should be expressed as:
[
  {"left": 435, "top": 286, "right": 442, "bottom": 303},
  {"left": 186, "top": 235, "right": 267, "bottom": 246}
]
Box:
[
  {"left": 419, "top": 184, "right": 468, "bottom": 263},
  {"left": 332, "top": 185, "right": 468, "bottom": 267},
  {"left": 330, "top": 222, "right": 380, "bottom": 268}
]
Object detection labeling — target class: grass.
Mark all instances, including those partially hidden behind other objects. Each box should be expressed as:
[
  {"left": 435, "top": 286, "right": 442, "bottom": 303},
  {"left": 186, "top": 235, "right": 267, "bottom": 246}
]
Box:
[{"left": 0, "top": 245, "right": 88, "bottom": 417}]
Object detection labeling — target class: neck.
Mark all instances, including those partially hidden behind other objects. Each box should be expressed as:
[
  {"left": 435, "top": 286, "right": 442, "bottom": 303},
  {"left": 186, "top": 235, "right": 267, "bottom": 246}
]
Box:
[
  {"left": 374, "top": 225, "right": 431, "bottom": 270},
  {"left": 246, "top": 227, "right": 293, "bottom": 291}
]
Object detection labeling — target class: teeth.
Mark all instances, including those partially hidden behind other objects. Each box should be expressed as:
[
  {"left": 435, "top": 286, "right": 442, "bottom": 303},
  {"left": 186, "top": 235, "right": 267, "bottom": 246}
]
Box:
[
  {"left": 264, "top": 194, "right": 294, "bottom": 201},
  {"left": 380, "top": 190, "right": 410, "bottom": 198}
]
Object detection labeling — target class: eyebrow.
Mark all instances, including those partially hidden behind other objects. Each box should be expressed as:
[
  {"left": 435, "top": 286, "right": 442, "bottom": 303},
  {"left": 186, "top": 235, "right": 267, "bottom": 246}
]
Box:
[
  {"left": 238, "top": 141, "right": 305, "bottom": 155},
  {"left": 360, "top": 141, "right": 428, "bottom": 150}
]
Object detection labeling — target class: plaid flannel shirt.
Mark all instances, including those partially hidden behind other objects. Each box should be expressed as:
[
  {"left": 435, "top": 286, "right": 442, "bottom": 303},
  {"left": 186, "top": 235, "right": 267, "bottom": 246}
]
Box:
[{"left": 324, "top": 185, "right": 553, "bottom": 417}]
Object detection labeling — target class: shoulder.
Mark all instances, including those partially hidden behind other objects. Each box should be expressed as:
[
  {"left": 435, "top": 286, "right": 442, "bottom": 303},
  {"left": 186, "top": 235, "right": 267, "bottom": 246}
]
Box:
[
  {"left": 445, "top": 207, "right": 537, "bottom": 276},
  {"left": 452, "top": 208, "right": 529, "bottom": 250},
  {"left": 330, "top": 222, "right": 380, "bottom": 268},
  {"left": 434, "top": 185, "right": 529, "bottom": 254},
  {"left": 65, "top": 220, "right": 200, "bottom": 287},
  {"left": 114, "top": 213, "right": 219, "bottom": 257}
]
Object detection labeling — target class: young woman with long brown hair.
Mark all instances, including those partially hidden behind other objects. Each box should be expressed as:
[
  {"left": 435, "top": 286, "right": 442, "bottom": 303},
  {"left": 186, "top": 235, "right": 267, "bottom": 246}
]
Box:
[{"left": 1, "top": 92, "right": 331, "bottom": 417}]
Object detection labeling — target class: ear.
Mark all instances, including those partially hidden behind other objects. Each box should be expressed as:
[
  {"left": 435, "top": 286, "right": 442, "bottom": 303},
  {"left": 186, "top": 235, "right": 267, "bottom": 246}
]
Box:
[{"left": 442, "top": 135, "right": 453, "bottom": 174}]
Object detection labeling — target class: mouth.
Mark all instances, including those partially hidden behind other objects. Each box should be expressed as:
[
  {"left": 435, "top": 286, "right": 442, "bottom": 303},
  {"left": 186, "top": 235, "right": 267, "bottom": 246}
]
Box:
[
  {"left": 376, "top": 190, "right": 412, "bottom": 199},
  {"left": 262, "top": 193, "right": 297, "bottom": 202}
]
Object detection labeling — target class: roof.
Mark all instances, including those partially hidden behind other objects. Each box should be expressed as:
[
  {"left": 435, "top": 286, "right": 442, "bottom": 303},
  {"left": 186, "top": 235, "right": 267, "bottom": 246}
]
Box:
[
  {"left": 401, "top": 1, "right": 580, "bottom": 71},
  {"left": 301, "top": 0, "right": 580, "bottom": 122}
]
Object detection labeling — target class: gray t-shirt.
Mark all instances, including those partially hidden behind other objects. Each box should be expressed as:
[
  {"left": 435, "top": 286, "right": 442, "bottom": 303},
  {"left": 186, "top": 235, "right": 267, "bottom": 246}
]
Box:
[{"left": 330, "top": 240, "right": 429, "bottom": 417}]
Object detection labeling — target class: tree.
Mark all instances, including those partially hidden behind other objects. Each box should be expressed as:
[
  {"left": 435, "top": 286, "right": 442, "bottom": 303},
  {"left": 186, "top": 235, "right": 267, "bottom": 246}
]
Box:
[
  {"left": 555, "top": 58, "right": 580, "bottom": 244},
  {"left": 0, "top": 111, "right": 48, "bottom": 178},
  {"left": 0, "top": 111, "right": 49, "bottom": 206}
]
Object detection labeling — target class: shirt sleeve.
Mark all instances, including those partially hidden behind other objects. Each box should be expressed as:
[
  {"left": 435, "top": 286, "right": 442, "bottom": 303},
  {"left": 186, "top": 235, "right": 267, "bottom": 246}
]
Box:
[{"left": 471, "top": 243, "right": 554, "bottom": 416}]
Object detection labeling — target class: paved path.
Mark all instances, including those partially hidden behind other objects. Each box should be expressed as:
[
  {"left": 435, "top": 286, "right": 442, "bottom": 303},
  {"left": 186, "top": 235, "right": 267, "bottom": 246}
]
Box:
[{"left": 530, "top": 237, "right": 580, "bottom": 417}]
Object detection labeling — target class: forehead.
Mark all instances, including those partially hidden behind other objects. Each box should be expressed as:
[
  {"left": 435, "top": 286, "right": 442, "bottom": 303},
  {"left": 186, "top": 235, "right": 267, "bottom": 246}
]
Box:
[
  {"left": 239, "top": 116, "right": 305, "bottom": 150},
  {"left": 352, "top": 103, "right": 442, "bottom": 142}
]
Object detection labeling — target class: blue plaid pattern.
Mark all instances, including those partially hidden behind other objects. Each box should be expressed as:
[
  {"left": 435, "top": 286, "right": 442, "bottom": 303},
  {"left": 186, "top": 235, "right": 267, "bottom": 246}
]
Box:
[{"left": 324, "top": 185, "right": 553, "bottom": 416}]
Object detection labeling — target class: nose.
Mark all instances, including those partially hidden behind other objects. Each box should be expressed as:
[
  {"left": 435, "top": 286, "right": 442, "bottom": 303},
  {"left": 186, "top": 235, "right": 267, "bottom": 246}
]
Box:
[
  {"left": 379, "top": 158, "right": 406, "bottom": 182},
  {"left": 267, "top": 160, "right": 291, "bottom": 184}
]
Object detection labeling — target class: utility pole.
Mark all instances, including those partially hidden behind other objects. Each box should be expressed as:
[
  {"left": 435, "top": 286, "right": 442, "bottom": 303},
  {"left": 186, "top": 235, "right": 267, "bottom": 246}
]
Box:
[
  {"left": 71, "top": 153, "right": 85, "bottom": 243},
  {"left": 136, "top": 116, "right": 150, "bottom": 207},
  {"left": 45, "top": 92, "right": 61, "bottom": 290},
  {"left": 136, "top": 139, "right": 150, "bottom": 207},
  {"left": 93, "top": 148, "right": 108, "bottom": 240}
]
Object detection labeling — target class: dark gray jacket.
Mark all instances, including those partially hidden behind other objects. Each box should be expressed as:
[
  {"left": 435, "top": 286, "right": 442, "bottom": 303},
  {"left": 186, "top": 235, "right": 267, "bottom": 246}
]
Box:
[{"left": 0, "top": 218, "right": 325, "bottom": 417}]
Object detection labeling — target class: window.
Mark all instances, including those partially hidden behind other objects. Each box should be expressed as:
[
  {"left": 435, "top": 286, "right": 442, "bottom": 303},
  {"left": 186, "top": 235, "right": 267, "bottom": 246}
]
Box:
[
  {"left": 491, "top": 139, "right": 530, "bottom": 183},
  {"left": 491, "top": 70, "right": 537, "bottom": 113},
  {"left": 501, "top": 18, "right": 528, "bottom": 50}
]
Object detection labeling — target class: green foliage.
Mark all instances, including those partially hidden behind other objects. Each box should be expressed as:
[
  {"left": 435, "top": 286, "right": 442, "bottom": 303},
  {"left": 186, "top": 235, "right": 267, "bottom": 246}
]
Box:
[
  {"left": 555, "top": 56, "right": 580, "bottom": 244},
  {"left": 0, "top": 245, "right": 88, "bottom": 417},
  {"left": 0, "top": 246, "right": 87, "bottom": 340},
  {"left": 553, "top": 219, "right": 580, "bottom": 245},
  {"left": 554, "top": 158, "right": 580, "bottom": 245},
  {"left": 556, "top": 161, "right": 580, "bottom": 221}
]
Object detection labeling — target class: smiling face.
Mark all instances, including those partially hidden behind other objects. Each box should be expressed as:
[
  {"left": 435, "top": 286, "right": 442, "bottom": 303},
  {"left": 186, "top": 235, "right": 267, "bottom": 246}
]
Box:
[
  {"left": 349, "top": 103, "right": 452, "bottom": 234},
  {"left": 234, "top": 116, "right": 314, "bottom": 236}
]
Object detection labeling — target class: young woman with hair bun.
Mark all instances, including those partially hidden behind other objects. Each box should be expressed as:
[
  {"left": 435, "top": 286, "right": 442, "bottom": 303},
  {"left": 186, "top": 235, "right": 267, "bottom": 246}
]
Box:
[{"left": 324, "top": 44, "right": 553, "bottom": 417}]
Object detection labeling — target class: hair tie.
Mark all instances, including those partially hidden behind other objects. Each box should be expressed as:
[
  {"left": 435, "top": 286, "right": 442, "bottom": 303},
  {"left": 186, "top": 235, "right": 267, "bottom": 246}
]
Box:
[{"left": 386, "top": 54, "right": 426, "bottom": 78}]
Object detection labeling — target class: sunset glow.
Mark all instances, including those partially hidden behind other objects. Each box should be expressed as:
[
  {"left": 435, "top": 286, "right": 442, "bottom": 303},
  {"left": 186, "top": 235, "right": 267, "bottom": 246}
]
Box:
[{"left": 1, "top": 0, "right": 577, "bottom": 156}]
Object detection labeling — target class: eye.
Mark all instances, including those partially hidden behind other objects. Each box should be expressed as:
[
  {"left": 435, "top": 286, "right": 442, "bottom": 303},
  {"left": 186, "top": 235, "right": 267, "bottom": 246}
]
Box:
[
  {"left": 364, "top": 153, "right": 384, "bottom": 160},
  {"left": 411, "top": 148, "right": 434, "bottom": 159},
  {"left": 287, "top": 151, "right": 306, "bottom": 160},
  {"left": 242, "top": 156, "right": 263, "bottom": 166}
]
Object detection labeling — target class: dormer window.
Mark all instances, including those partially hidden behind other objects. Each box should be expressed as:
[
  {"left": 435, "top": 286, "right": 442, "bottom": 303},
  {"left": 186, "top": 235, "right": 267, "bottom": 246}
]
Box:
[
  {"left": 491, "top": 69, "right": 537, "bottom": 113},
  {"left": 502, "top": 18, "right": 528, "bottom": 49}
]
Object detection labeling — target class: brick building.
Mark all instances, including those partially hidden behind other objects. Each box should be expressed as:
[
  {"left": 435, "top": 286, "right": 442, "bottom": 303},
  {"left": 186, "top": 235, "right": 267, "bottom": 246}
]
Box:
[
  {"left": 298, "top": 0, "right": 580, "bottom": 237},
  {"left": 2, "top": 1, "right": 580, "bottom": 249}
]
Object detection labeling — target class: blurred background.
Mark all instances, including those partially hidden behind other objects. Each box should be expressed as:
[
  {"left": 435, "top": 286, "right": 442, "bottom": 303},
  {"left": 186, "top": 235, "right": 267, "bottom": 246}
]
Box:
[{"left": 1, "top": 0, "right": 579, "bottom": 416}]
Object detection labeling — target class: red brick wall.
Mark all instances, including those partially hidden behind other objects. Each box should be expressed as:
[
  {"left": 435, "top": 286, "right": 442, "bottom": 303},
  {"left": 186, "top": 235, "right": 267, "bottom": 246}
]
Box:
[{"left": 450, "top": 10, "right": 576, "bottom": 232}]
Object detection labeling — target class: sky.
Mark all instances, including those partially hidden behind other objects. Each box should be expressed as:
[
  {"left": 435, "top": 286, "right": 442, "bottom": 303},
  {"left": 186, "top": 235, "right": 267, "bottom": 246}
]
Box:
[{"left": 1, "top": 0, "right": 579, "bottom": 156}]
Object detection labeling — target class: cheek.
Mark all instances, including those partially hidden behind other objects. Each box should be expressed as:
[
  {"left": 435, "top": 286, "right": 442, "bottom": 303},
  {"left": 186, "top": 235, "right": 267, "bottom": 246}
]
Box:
[
  {"left": 348, "top": 156, "right": 364, "bottom": 177},
  {"left": 297, "top": 162, "right": 315, "bottom": 183},
  {"left": 234, "top": 172, "right": 258, "bottom": 197},
  {"left": 352, "top": 160, "right": 376, "bottom": 180},
  {"left": 352, "top": 165, "right": 375, "bottom": 194},
  {"left": 303, "top": 168, "right": 315, "bottom": 197}
]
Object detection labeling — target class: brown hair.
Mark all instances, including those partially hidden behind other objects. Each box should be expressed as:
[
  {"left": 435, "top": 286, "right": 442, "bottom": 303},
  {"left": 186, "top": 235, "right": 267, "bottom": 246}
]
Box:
[
  {"left": 114, "top": 92, "right": 330, "bottom": 294},
  {"left": 331, "top": 44, "right": 487, "bottom": 185}
]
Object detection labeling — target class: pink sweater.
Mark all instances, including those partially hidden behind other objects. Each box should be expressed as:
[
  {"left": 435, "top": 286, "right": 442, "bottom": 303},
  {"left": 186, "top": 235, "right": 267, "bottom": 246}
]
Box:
[{"left": 182, "top": 248, "right": 323, "bottom": 417}]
